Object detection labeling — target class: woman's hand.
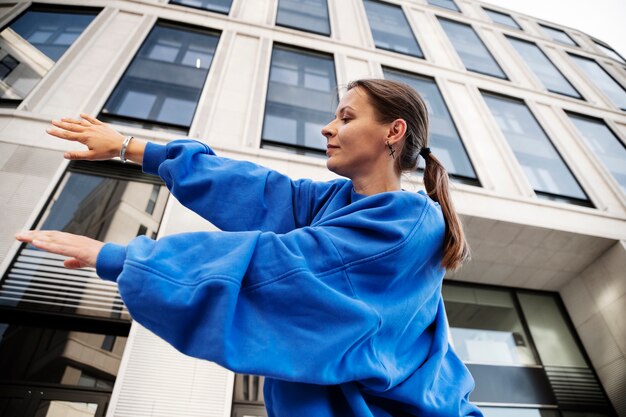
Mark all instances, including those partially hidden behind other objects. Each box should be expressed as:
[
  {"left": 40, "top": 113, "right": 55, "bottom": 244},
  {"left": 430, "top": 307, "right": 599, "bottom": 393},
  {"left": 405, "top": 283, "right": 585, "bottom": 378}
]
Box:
[
  {"left": 46, "top": 114, "right": 126, "bottom": 161},
  {"left": 15, "top": 230, "right": 105, "bottom": 269}
]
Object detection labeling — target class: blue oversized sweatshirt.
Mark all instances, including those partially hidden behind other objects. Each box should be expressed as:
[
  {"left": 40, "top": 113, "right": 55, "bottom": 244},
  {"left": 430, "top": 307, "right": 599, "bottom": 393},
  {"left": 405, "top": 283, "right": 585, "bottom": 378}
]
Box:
[{"left": 96, "top": 140, "right": 482, "bottom": 417}]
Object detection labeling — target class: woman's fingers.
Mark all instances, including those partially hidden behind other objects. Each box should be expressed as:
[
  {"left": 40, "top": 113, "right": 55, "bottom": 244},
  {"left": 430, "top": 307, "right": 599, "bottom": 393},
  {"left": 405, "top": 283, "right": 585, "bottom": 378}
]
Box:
[
  {"left": 15, "top": 231, "right": 104, "bottom": 269},
  {"left": 64, "top": 150, "right": 97, "bottom": 160},
  {"left": 80, "top": 113, "right": 102, "bottom": 125},
  {"left": 52, "top": 119, "right": 85, "bottom": 133},
  {"left": 46, "top": 127, "right": 82, "bottom": 141}
]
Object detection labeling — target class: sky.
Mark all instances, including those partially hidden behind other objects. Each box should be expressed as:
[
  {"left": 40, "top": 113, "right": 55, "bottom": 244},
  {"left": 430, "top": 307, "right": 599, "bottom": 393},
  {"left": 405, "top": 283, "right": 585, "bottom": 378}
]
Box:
[{"left": 481, "top": 0, "right": 626, "bottom": 58}]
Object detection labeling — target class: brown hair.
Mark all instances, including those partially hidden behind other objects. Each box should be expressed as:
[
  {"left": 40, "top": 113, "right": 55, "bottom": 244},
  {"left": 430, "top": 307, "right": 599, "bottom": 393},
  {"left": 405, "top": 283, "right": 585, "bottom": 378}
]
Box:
[{"left": 346, "top": 79, "right": 470, "bottom": 271}]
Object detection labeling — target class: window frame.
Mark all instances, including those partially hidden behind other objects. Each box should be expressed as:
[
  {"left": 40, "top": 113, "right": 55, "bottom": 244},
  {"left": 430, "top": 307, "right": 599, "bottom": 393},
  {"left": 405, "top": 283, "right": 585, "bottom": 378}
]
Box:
[
  {"left": 506, "top": 35, "right": 583, "bottom": 100},
  {"left": 567, "top": 52, "right": 626, "bottom": 111},
  {"left": 482, "top": 7, "right": 521, "bottom": 30},
  {"left": 480, "top": 90, "right": 593, "bottom": 207},
  {"left": 539, "top": 23, "right": 579, "bottom": 47},
  {"left": 427, "top": 0, "right": 461, "bottom": 13},
  {"left": 98, "top": 19, "right": 221, "bottom": 134},
  {"left": 591, "top": 38, "right": 626, "bottom": 65},
  {"left": 438, "top": 16, "right": 509, "bottom": 80},
  {"left": 259, "top": 42, "right": 338, "bottom": 158},
  {"left": 275, "top": 0, "right": 331, "bottom": 37},
  {"left": 168, "top": 0, "right": 232, "bottom": 15}
]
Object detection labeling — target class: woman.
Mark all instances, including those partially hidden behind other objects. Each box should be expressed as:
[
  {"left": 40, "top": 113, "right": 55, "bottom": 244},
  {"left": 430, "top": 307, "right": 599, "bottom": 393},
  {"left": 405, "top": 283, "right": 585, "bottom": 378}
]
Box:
[{"left": 16, "top": 79, "right": 482, "bottom": 416}]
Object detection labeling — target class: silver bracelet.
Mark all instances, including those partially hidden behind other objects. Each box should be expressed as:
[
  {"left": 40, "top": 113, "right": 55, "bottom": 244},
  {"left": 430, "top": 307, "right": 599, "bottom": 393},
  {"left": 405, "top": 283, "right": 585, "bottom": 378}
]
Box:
[{"left": 120, "top": 136, "right": 133, "bottom": 163}]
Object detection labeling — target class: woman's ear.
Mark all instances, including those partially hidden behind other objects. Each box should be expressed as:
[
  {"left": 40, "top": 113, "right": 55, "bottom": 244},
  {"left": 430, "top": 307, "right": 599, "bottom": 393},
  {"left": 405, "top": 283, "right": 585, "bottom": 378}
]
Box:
[{"left": 387, "top": 119, "right": 407, "bottom": 145}]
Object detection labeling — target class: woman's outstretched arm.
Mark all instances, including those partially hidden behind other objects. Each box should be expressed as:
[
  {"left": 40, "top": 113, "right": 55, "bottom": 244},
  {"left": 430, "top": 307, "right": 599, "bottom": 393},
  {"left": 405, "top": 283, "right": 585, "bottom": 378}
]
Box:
[{"left": 47, "top": 113, "right": 146, "bottom": 164}]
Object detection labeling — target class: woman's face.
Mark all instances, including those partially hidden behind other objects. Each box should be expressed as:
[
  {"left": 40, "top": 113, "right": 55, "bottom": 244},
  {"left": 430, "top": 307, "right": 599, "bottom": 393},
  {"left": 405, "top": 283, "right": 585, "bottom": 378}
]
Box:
[{"left": 321, "top": 87, "right": 390, "bottom": 179}]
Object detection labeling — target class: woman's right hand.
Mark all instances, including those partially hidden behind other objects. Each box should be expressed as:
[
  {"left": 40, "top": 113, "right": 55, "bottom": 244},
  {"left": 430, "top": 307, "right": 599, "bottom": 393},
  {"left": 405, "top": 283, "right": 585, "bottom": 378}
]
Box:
[{"left": 46, "top": 113, "right": 127, "bottom": 161}]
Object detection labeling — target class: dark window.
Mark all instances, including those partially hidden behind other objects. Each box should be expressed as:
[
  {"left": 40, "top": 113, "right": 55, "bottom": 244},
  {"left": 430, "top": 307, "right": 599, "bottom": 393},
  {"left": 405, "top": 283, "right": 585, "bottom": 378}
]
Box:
[
  {"left": 363, "top": 0, "right": 423, "bottom": 58},
  {"left": 145, "top": 184, "right": 161, "bottom": 215},
  {"left": 567, "top": 112, "right": 626, "bottom": 195},
  {"left": 100, "top": 22, "right": 219, "bottom": 133},
  {"left": 0, "top": 161, "right": 167, "bottom": 320},
  {"left": 101, "top": 334, "right": 116, "bottom": 351},
  {"left": 0, "top": 54, "right": 19, "bottom": 80},
  {"left": 569, "top": 53, "right": 626, "bottom": 111},
  {"left": 428, "top": 0, "right": 460, "bottom": 12},
  {"left": 137, "top": 224, "right": 148, "bottom": 237},
  {"left": 438, "top": 18, "right": 507, "bottom": 79},
  {"left": 261, "top": 45, "right": 337, "bottom": 156},
  {"left": 482, "top": 93, "right": 590, "bottom": 206},
  {"left": 0, "top": 6, "right": 98, "bottom": 106},
  {"left": 169, "top": 0, "right": 232, "bottom": 14},
  {"left": 539, "top": 24, "right": 578, "bottom": 47},
  {"left": 592, "top": 39, "right": 626, "bottom": 65},
  {"left": 383, "top": 68, "right": 478, "bottom": 184},
  {"left": 276, "top": 0, "right": 330, "bottom": 36},
  {"left": 483, "top": 8, "right": 521, "bottom": 30},
  {"left": 507, "top": 36, "right": 581, "bottom": 99}
]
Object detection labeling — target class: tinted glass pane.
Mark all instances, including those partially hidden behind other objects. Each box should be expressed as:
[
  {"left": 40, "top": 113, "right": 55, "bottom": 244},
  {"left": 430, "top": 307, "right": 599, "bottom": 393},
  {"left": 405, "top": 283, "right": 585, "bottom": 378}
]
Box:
[
  {"left": 482, "top": 408, "right": 559, "bottom": 417},
  {"left": 101, "top": 24, "right": 218, "bottom": 130},
  {"left": 540, "top": 25, "right": 577, "bottom": 46},
  {"left": 262, "top": 46, "right": 336, "bottom": 155},
  {"left": 383, "top": 69, "right": 476, "bottom": 180},
  {"left": 363, "top": 0, "right": 423, "bottom": 58},
  {"left": 169, "top": 0, "right": 232, "bottom": 14},
  {"left": 428, "top": 0, "right": 460, "bottom": 12},
  {"left": 0, "top": 168, "right": 167, "bottom": 318},
  {"left": 570, "top": 54, "right": 626, "bottom": 110},
  {"left": 593, "top": 41, "right": 626, "bottom": 64},
  {"left": 482, "top": 93, "right": 588, "bottom": 201},
  {"left": 517, "top": 293, "right": 587, "bottom": 367},
  {"left": 439, "top": 18, "right": 506, "bottom": 79},
  {"left": 508, "top": 37, "right": 580, "bottom": 98},
  {"left": 0, "top": 322, "right": 127, "bottom": 387},
  {"left": 0, "top": 8, "right": 96, "bottom": 103},
  {"left": 484, "top": 8, "right": 520, "bottom": 30},
  {"left": 276, "top": 0, "right": 330, "bottom": 36},
  {"left": 568, "top": 113, "right": 626, "bottom": 194},
  {"left": 443, "top": 285, "right": 538, "bottom": 366}
]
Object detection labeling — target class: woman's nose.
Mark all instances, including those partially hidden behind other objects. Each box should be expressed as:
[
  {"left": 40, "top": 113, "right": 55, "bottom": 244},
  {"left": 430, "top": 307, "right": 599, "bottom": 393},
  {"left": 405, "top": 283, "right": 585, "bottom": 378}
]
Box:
[{"left": 321, "top": 122, "right": 334, "bottom": 138}]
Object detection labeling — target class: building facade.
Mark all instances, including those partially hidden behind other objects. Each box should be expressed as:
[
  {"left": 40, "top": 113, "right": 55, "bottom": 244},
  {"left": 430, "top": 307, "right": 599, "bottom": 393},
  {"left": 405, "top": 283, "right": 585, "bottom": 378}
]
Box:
[{"left": 0, "top": 0, "right": 624, "bottom": 416}]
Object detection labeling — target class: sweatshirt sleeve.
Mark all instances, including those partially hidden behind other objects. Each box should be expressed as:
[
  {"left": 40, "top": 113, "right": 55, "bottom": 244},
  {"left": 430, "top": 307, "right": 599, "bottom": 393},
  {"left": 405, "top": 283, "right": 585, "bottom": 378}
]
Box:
[
  {"left": 143, "top": 140, "right": 343, "bottom": 233},
  {"left": 95, "top": 194, "right": 428, "bottom": 386}
]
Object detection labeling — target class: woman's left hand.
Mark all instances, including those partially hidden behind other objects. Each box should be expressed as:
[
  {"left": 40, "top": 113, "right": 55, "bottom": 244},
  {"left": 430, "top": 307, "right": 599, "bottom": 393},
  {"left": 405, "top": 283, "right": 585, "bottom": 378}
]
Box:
[{"left": 15, "top": 231, "right": 105, "bottom": 269}]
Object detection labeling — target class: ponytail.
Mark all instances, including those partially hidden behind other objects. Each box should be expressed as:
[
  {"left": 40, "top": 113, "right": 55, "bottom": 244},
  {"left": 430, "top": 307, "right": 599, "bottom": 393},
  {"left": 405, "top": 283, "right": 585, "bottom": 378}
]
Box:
[{"left": 422, "top": 153, "right": 470, "bottom": 271}]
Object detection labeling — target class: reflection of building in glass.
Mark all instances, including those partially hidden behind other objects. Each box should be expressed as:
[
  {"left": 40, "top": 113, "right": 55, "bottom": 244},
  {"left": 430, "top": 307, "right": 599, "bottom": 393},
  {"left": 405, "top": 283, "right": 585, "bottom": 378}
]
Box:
[{"left": 0, "top": 0, "right": 624, "bottom": 416}]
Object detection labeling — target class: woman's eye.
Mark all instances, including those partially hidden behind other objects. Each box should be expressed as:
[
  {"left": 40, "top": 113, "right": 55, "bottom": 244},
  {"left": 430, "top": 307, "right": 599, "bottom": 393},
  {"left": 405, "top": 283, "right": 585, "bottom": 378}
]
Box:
[{"left": 341, "top": 118, "right": 350, "bottom": 123}]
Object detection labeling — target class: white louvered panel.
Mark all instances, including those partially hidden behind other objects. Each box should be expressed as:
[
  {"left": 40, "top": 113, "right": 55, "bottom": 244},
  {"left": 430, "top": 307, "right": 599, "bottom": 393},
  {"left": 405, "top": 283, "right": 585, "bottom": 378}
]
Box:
[
  {"left": 0, "top": 248, "right": 128, "bottom": 316},
  {"left": 109, "top": 323, "right": 234, "bottom": 417}
]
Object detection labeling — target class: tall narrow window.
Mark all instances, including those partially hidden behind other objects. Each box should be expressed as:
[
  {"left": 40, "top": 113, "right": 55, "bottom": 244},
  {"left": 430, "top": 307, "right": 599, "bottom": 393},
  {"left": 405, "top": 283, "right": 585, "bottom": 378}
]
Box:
[
  {"left": 483, "top": 8, "right": 521, "bottom": 30},
  {"left": 539, "top": 24, "right": 578, "bottom": 47},
  {"left": 567, "top": 112, "right": 626, "bottom": 194},
  {"left": 363, "top": 0, "right": 423, "bottom": 58},
  {"left": 276, "top": 0, "right": 330, "bottom": 36},
  {"left": 0, "top": 6, "right": 98, "bottom": 107},
  {"left": 383, "top": 68, "right": 478, "bottom": 184},
  {"left": 569, "top": 53, "right": 626, "bottom": 111},
  {"left": 438, "top": 18, "right": 507, "bottom": 79},
  {"left": 428, "top": 0, "right": 460, "bottom": 12},
  {"left": 592, "top": 39, "right": 626, "bottom": 65},
  {"left": 261, "top": 45, "right": 337, "bottom": 156},
  {"left": 482, "top": 92, "right": 590, "bottom": 206},
  {"left": 100, "top": 22, "right": 219, "bottom": 133},
  {"left": 507, "top": 37, "right": 581, "bottom": 98},
  {"left": 169, "top": 0, "right": 232, "bottom": 14}
]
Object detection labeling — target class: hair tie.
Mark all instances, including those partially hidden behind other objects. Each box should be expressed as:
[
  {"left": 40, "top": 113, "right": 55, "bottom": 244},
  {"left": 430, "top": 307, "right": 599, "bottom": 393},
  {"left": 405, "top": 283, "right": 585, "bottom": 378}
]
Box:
[{"left": 419, "top": 147, "right": 431, "bottom": 158}]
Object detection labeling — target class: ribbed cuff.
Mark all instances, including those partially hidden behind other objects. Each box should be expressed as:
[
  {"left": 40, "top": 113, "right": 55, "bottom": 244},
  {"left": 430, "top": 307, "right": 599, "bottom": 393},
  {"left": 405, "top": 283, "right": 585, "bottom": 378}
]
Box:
[
  {"left": 142, "top": 142, "right": 168, "bottom": 176},
  {"left": 96, "top": 243, "right": 127, "bottom": 282}
]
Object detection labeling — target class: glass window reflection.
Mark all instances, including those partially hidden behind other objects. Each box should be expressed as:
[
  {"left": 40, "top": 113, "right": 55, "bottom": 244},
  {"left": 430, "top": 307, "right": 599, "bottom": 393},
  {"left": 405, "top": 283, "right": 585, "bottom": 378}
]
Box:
[
  {"left": 383, "top": 68, "right": 477, "bottom": 182},
  {"left": 438, "top": 18, "right": 507, "bottom": 79},
  {"left": 507, "top": 37, "right": 581, "bottom": 98},
  {"left": 540, "top": 25, "right": 577, "bottom": 46},
  {"left": 0, "top": 7, "right": 97, "bottom": 105},
  {"left": 482, "top": 93, "right": 590, "bottom": 205},
  {"left": 567, "top": 113, "right": 626, "bottom": 195},
  {"left": 569, "top": 53, "right": 626, "bottom": 111},
  {"left": 276, "top": 0, "right": 330, "bottom": 36},
  {"left": 169, "top": 0, "right": 232, "bottom": 14},
  {"left": 443, "top": 285, "right": 538, "bottom": 366},
  {"left": 428, "top": 0, "right": 460, "bottom": 12},
  {"left": 593, "top": 40, "right": 626, "bottom": 64},
  {"left": 482, "top": 407, "right": 559, "bottom": 417},
  {"left": 363, "top": 0, "right": 423, "bottom": 58},
  {"left": 261, "top": 45, "right": 336, "bottom": 156},
  {"left": 101, "top": 23, "right": 219, "bottom": 132},
  {"left": 484, "top": 8, "right": 521, "bottom": 30}
]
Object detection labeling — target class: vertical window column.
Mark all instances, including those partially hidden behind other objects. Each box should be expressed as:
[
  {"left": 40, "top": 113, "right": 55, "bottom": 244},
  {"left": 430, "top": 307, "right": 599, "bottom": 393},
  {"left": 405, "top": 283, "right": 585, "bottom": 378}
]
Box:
[
  {"left": 438, "top": 18, "right": 507, "bottom": 79},
  {"left": 261, "top": 45, "right": 337, "bottom": 156},
  {"left": 276, "top": 0, "right": 330, "bottom": 36},
  {"left": 363, "top": 0, "right": 423, "bottom": 58},
  {"left": 482, "top": 92, "right": 591, "bottom": 206},
  {"left": 100, "top": 22, "right": 219, "bottom": 133}
]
